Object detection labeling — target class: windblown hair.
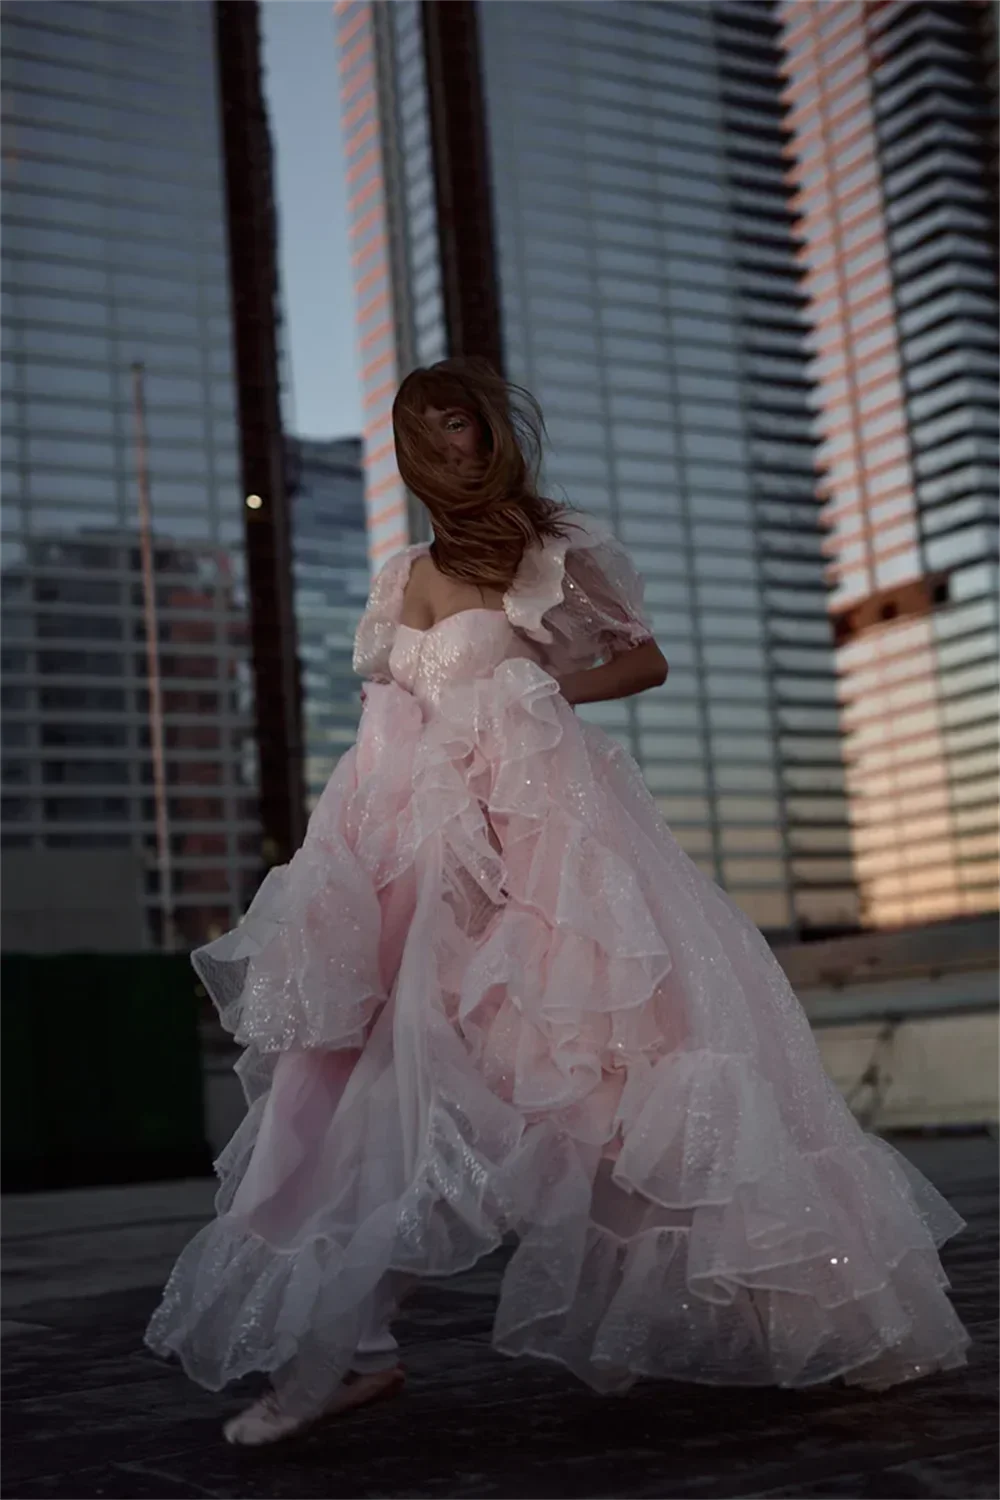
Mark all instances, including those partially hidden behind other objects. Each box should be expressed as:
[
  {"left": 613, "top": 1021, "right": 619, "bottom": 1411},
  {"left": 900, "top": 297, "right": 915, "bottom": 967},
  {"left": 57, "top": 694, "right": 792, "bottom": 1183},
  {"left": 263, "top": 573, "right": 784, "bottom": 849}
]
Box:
[{"left": 392, "top": 357, "right": 572, "bottom": 588}]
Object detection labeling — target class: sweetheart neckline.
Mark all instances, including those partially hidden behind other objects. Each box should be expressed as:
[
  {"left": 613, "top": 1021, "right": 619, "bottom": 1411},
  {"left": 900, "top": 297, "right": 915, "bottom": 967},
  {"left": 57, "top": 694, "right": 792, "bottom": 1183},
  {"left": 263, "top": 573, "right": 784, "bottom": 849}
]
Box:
[{"left": 396, "top": 608, "right": 511, "bottom": 638}]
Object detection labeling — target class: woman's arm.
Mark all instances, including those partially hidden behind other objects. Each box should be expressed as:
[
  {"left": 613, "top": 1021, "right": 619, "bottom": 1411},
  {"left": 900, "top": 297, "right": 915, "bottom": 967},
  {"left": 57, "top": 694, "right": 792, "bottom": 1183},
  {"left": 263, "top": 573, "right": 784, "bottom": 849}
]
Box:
[{"left": 559, "top": 639, "right": 668, "bottom": 707}]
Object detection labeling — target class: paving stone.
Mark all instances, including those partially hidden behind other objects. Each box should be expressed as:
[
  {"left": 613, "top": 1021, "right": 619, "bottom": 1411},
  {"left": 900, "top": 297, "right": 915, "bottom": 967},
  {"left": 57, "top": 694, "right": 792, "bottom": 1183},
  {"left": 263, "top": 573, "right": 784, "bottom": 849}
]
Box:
[{"left": 2, "top": 1137, "right": 996, "bottom": 1499}]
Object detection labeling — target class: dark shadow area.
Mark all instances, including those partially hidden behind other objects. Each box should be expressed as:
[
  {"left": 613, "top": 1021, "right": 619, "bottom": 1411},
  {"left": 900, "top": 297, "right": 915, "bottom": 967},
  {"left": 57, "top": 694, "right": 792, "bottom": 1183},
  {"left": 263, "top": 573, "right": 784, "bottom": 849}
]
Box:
[{"left": 1, "top": 1138, "right": 996, "bottom": 1499}]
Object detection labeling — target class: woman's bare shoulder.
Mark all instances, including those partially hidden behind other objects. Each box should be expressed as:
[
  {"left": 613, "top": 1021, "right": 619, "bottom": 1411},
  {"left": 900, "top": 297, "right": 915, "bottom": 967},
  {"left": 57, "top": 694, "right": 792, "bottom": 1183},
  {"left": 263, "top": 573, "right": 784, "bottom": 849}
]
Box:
[
  {"left": 401, "top": 551, "right": 507, "bottom": 628},
  {"left": 399, "top": 553, "right": 436, "bottom": 630}
]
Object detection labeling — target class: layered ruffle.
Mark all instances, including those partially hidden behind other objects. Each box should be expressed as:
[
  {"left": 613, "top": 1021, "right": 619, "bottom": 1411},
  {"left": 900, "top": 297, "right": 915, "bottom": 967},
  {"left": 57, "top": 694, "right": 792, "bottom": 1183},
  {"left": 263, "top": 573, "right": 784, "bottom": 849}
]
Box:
[{"left": 147, "top": 658, "right": 969, "bottom": 1414}]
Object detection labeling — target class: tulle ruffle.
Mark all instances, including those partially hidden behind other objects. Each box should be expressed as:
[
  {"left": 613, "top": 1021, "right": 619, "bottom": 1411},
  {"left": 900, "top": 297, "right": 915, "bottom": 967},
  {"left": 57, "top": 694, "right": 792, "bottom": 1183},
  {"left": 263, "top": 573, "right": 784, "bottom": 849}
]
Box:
[{"left": 147, "top": 657, "right": 969, "bottom": 1412}]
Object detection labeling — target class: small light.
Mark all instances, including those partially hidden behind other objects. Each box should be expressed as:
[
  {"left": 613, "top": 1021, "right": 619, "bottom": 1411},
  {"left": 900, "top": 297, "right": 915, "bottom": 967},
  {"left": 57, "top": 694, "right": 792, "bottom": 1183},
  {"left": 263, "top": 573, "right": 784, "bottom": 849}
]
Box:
[{"left": 246, "top": 493, "right": 263, "bottom": 510}]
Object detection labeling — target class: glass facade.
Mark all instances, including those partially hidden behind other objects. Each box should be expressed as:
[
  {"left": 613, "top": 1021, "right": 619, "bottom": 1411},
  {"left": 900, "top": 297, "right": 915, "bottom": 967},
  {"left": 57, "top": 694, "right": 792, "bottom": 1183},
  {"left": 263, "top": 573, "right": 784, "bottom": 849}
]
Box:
[
  {"left": 335, "top": 0, "right": 412, "bottom": 566},
  {"left": 286, "top": 437, "right": 369, "bottom": 809},
  {"left": 343, "top": 0, "right": 856, "bottom": 935},
  {"left": 389, "top": 2, "right": 448, "bottom": 376},
  {"left": 780, "top": 0, "right": 999, "bottom": 927},
  {"left": 1, "top": 1, "right": 260, "bottom": 948}
]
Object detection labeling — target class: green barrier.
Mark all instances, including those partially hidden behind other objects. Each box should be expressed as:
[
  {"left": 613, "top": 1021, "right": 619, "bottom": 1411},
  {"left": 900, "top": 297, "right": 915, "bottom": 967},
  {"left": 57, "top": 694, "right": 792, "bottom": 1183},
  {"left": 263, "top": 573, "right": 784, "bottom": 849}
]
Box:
[{"left": 2, "top": 953, "right": 211, "bottom": 1192}]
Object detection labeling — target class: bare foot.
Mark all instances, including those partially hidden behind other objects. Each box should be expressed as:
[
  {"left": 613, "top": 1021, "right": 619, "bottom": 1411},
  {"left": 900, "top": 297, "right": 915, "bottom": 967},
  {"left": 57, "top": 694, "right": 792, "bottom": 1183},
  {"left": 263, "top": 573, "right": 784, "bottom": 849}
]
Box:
[{"left": 223, "top": 1366, "right": 404, "bottom": 1446}]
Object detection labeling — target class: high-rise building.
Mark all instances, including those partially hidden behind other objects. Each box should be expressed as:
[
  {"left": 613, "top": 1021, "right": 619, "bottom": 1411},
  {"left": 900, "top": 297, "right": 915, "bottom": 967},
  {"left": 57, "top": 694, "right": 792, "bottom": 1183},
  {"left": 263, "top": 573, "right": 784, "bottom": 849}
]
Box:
[
  {"left": 1, "top": 0, "right": 302, "bottom": 950},
  {"left": 779, "top": 0, "right": 999, "bottom": 928},
  {"left": 336, "top": 0, "right": 858, "bottom": 937},
  {"left": 286, "top": 436, "right": 369, "bottom": 809}
]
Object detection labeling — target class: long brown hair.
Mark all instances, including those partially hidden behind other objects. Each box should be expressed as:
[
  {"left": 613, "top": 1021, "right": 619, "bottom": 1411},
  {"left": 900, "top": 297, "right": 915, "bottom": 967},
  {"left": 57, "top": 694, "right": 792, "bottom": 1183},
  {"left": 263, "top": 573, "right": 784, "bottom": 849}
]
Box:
[{"left": 392, "top": 357, "right": 572, "bottom": 588}]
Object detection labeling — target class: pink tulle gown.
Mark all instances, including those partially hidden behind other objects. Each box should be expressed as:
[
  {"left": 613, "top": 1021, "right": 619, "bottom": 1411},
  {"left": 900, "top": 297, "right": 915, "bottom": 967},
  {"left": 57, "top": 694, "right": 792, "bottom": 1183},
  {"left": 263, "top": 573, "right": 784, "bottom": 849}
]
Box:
[{"left": 146, "top": 516, "right": 969, "bottom": 1417}]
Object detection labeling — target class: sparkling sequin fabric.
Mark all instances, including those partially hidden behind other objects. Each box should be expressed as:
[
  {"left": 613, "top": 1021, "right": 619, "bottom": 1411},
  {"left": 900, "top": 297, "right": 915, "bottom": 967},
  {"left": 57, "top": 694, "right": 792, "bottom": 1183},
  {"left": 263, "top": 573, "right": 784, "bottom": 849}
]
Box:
[{"left": 147, "top": 517, "right": 969, "bottom": 1417}]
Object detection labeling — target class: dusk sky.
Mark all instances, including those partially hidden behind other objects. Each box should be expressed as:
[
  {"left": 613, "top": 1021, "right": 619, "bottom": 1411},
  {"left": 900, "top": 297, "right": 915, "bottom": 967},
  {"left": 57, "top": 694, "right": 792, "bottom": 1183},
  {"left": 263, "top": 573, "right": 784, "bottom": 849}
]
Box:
[{"left": 260, "top": 0, "right": 363, "bottom": 443}]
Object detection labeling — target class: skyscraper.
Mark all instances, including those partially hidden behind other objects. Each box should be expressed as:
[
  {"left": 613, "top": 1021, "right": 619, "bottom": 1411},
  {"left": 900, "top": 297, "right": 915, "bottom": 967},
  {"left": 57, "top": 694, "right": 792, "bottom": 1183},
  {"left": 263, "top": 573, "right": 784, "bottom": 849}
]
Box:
[
  {"left": 1, "top": 0, "right": 301, "bottom": 950},
  {"left": 286, "top": 436, "right": 369, "bottom": 809},
  {"left": 336, "top": 0, "right": 858, "bottom": 937},
  {"left": 779, "top": 0, "right": 999, "bottom": 927}
]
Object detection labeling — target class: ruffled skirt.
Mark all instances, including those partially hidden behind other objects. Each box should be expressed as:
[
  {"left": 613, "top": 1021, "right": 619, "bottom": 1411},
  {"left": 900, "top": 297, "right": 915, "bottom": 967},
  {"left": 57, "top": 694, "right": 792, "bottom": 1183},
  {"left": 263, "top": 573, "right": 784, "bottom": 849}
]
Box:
[{"left": 146, "top": 661, "right": 969, "bottom": 1414}]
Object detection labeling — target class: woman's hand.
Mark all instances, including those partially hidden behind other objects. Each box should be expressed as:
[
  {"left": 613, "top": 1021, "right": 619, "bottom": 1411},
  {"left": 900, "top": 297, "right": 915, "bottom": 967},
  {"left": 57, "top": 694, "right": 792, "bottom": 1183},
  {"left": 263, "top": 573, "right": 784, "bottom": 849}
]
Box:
[{"left": 559, "top": 639, "right": 668, "bottom": 707}]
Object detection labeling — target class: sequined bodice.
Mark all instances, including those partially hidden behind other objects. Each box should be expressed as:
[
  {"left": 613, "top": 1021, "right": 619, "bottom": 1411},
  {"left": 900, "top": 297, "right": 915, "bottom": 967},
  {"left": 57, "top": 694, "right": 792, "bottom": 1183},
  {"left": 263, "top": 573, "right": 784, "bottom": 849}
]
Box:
[{"left": 388, "top": 609, "right": 539, "bottom": 714}]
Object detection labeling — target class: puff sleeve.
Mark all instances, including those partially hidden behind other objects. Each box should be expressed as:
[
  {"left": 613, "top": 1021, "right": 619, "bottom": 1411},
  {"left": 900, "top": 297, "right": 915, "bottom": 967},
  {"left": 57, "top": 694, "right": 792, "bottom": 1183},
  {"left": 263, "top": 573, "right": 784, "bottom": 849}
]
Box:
[
  {"left": 352, "top": 544, "right": 427, "bottom": 682},
  {"left": 504, "top": 517, "right": 653, "bottom": 672}
]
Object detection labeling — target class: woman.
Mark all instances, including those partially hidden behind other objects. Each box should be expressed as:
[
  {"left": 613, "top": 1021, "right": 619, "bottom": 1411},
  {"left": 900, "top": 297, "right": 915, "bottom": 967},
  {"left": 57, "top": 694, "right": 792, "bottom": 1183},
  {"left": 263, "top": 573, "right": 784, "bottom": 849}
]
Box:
[{"left": 147, "top": 359, "right": 968, "bottom": 1445}]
